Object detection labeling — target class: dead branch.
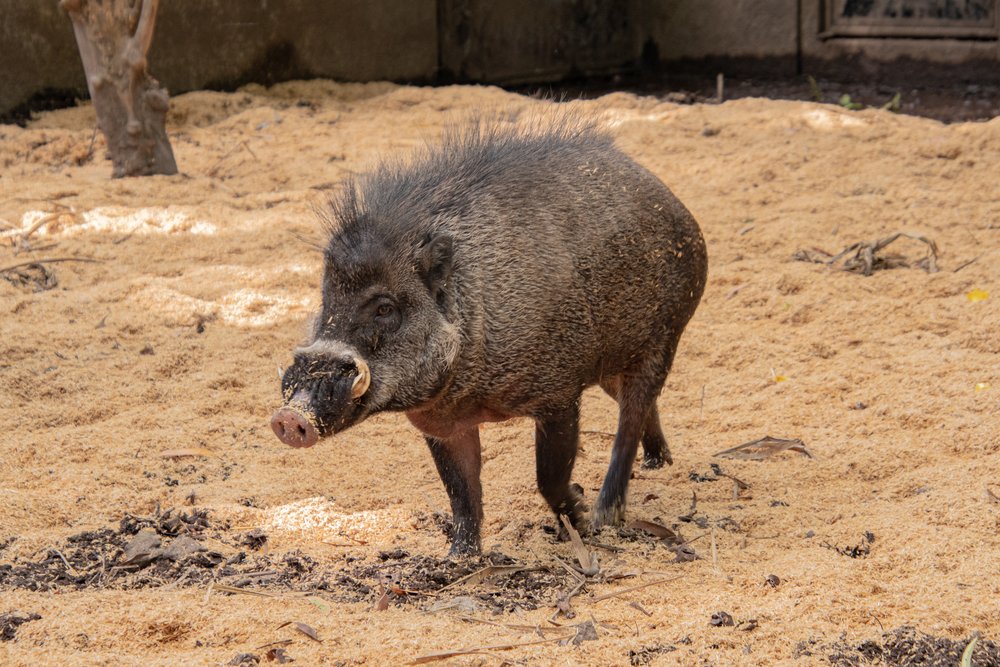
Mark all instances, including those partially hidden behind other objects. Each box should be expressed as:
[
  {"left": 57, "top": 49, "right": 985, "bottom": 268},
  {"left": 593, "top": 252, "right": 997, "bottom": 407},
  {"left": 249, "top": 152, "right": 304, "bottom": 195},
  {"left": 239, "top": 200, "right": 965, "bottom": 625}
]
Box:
[
  {"left": 0, "top": 257, "right": 102, "bottom": 274},
  {"left": 60, "top": 0, "right": 177, "bottom": 177},
  {"left": 409, "top": 635, "right": 573, "bottom": 664},
  {"left": 794, "top": 232, "right": 939, "bottom": 276}
]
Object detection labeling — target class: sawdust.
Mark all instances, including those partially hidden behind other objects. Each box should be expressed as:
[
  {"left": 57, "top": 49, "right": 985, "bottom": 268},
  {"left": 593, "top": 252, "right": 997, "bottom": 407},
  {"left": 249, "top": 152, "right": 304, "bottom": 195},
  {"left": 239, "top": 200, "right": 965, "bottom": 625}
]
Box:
[{"left": 1, "top": 81, "right": 998, "bottom": 666}]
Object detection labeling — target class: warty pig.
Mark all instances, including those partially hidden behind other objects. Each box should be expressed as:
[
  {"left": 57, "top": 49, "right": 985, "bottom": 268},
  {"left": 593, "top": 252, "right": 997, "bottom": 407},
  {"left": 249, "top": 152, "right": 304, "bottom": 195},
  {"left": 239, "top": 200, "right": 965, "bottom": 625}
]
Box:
[{"left": 271, "top": 114, "right": 707, "bottom": 555}]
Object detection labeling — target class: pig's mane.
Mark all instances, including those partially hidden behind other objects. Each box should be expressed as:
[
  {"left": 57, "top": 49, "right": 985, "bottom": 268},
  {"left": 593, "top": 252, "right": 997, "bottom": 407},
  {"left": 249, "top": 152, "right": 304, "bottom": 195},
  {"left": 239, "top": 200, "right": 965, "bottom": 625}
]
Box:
[{"left": 320, "top": 110, "right": 617, "bottom": 250}]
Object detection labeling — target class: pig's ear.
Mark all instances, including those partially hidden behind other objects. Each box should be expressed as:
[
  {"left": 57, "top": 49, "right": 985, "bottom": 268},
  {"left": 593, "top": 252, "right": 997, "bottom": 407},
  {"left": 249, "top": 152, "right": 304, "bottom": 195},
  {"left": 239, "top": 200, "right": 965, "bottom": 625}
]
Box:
[{"left": 416, "top": 233, "right": 453, "bottom": 304}]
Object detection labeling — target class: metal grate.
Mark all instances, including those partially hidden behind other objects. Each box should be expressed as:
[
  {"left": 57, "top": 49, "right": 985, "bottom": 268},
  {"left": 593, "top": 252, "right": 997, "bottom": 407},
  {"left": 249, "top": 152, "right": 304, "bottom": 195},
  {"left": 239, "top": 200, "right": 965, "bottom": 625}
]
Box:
[{"left": 822, "top": 0, "right": 999, "bottom": 39}]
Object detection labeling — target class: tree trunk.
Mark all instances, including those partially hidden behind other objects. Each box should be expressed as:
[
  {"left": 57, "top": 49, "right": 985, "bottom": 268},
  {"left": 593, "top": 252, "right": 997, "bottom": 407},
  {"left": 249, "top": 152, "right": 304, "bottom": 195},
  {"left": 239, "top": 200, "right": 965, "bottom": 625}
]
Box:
[{"left": 61, "top": 0, "right": 178, "bottom": 178}]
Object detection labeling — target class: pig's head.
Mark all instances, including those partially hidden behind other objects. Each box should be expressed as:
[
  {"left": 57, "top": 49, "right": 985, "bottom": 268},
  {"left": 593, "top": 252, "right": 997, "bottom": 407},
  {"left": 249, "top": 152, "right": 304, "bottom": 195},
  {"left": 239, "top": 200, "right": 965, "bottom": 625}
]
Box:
[{"left": 271, "top": 220, "right": 461, "bottom": 448}]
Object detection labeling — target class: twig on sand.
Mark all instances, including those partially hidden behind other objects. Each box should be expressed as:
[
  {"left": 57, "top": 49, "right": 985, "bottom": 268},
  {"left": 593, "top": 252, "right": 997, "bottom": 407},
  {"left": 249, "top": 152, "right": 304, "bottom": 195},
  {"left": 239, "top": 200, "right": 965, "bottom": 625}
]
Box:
[
  {"left": 409, "top": 635, "right": 573, "bottom": 664},
  {"left": 211, "top": 584, "right": 276, "bottom": 597},
  {"left": 551, "top": 578, "right": 588, "bottom": 621},
  {"left": 953, "top": 254, "right": 982, "bottom": 273},
  {"left": 589, "top": 576, "right": 682, "bottom": 603},
  {"left": 435, "top": 564, "right": 534, "bottom": 593},
  {"left": 50, "top": 548, "right": 79, "bottom": 577},
  {"left": 630, "top": 601, "right": 653, "bottom": 617},
  {"left": 455, "top": 615, "right": 564, "bottom": 634},
  {"left": 711, "top": 525, "right": 722, "bottom": 577},
  {"left": 583, "top": 538, "right": 624, "bottom": 553},
  {"left": 0, "top": 256, "right": 102, "bottom": 274}
]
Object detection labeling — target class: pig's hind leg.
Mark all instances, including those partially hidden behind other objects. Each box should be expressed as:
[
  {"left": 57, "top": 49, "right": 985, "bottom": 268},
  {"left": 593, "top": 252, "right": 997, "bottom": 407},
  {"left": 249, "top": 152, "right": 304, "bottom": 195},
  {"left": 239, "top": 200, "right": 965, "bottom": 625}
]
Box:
[
  {"left": 599, "top": 376, "right": 672, "bottom": 469},
  {"left": 593, "top": 346, "right": 677, "bottom": 529},
  {"left": 426, "top": 428, "right": 483, "bottom": 556},
  {"left": 534, "top": 402, "right": 588, "bottom": 537}
]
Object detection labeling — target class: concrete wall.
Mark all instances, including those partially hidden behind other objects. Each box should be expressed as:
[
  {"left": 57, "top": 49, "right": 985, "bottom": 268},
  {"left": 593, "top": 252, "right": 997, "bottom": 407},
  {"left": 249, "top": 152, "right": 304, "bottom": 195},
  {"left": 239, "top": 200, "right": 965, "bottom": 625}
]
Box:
[
  {"left": 439, "top": 0, "right": 643, "bottom": 82},
  {"left": 0, "top": 0, "right": 438, "bottom": 120},
  {"left": 2, "top": 0, "right": 998, "bottom": 119},
  {"left": 640, "top": 0, "right": 1000, "bottom": 81},
  {"left": 641, "top": 0, "right": 799, "bottom": 61}
]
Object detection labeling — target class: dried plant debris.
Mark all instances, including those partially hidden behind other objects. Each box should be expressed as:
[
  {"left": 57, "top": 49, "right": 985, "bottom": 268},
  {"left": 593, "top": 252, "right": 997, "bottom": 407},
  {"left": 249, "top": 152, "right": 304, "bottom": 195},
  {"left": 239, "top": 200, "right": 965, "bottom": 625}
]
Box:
[
  {"left": 350, "top": 551, "right": 566, "bottom": 613},
  {"left": 823, "top": 626, "right": 999, "bottom": 667},
  {"left": 0, "top": 517, "right": 572, "bottom": 615},
  {"left": 0, "top": 261, "right": 59, "bottom": 291},
  {"left": 714, "top": 436, "right": 813, "bottom": 461},
  {"left": 624, "top": 520, "right": 699, "bottom": 562},
  {"left": 710, "top": 611, "right": 735, "bottom": 627},
  {"left": 278, "top": 621, "right": 321, "bottom": 643},
  {"left": 1, "top": 611, "right": 41, "bottom": 641},
  {"left": 557, "top": 620, "right": 599, "bottom": 647},
  {"left": 240, "top": 529, "right": 268, "bottom": 551},
  {"left": 629, "top": 643, "right": 678, "bottom": 665},
  {"left": 265, "top": 647, "right": 294, "bottom": 664},
  {"left": 688, "top": 464, "right": 751, "bottom": 498},
  {"left": 794, "top": 232, "right": 939, "bottom": 276},
  {"left": 822, "top": 532, "right": 875, "bottom": 559}
]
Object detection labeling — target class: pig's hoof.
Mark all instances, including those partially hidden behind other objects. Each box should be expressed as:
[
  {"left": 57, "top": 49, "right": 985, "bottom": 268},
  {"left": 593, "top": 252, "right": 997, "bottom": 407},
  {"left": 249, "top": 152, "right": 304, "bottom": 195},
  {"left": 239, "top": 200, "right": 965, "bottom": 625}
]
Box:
[
  {"left": 447, "top": 541, "right": 480, "bottom": 558},
  {"left": 270, "top": 407, "right": 319, "bottom": 448},
  {"left": 641, "top": 454, "right": 667, "bottom": 469},
  {"left": 591, "top": 504, "right": 626, "bottom": 532}
]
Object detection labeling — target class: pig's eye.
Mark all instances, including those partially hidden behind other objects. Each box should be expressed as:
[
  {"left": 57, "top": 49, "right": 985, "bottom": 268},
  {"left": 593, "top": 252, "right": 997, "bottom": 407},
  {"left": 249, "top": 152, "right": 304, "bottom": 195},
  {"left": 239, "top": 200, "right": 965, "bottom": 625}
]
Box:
[{"left": 371, "top": 300, "right": 401, "bottom": 333}]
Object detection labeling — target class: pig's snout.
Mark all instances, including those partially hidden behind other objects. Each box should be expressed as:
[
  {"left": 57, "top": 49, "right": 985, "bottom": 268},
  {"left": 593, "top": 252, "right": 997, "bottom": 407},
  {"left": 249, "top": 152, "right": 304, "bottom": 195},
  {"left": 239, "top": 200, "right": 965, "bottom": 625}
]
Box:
[{"left": 271, "top": 407, "right": 319, "bottom": 448}]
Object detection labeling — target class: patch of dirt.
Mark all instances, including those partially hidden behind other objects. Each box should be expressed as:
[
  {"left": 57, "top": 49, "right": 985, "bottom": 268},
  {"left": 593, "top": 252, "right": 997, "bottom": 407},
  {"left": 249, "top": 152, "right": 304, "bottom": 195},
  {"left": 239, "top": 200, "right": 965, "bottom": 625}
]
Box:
[
  {"left": 819, "top": 626, "right": 1000, "bottom": 666},
  {"left": 1, "top": 80, "right": 997, "bottom": 665},
  {"left": 537, "top": 71, "right": 1000, "bottom": 124},
  {"left": 0, "top": 611, "right": 41, "bottom": 642},
  {"left": 0, "top": 513, "right": 571, "bottom": 615}
]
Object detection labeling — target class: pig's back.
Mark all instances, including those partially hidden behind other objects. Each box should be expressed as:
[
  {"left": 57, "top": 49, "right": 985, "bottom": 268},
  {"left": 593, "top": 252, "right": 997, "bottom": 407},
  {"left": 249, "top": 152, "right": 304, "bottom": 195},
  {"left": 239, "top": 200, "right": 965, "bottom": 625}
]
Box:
[{"left": 437, "top": 120, "right": 706, "bottom": 409}]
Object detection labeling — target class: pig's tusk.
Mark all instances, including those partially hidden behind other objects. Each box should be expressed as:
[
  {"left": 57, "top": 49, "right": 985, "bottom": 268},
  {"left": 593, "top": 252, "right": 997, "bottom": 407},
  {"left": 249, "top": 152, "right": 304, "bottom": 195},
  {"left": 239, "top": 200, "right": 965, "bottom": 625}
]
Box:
[{"left": 351, "top": 358, "right": 371, "bottom": 399}]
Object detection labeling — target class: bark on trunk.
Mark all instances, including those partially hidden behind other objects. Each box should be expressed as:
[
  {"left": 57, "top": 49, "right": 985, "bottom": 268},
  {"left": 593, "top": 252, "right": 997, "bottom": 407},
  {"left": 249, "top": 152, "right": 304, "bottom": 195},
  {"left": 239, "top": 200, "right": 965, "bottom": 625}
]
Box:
[{"left": 61, "top": 0, "right": 178, "bottom": 178}]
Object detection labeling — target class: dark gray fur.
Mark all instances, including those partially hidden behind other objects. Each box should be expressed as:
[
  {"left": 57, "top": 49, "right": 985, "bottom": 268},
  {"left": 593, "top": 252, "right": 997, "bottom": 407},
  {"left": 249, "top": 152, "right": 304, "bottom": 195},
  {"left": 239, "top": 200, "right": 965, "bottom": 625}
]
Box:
[{"left": 278, "top": 113, "right": 708, "bottom": 555}]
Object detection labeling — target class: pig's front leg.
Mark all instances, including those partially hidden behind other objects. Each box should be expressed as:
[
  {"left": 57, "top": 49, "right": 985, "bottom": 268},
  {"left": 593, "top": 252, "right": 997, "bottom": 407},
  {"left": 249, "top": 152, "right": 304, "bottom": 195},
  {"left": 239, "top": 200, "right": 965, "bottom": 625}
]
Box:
[{"left": 425, "top": 428, "right": 483, "bottom": 556}]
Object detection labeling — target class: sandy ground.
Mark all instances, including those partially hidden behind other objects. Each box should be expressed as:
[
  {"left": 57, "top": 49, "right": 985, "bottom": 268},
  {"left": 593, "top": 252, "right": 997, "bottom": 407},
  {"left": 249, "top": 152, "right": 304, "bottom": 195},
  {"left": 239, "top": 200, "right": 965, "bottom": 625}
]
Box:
[{"left": 1, "top": 81, "right": 998, "bottom": 666}]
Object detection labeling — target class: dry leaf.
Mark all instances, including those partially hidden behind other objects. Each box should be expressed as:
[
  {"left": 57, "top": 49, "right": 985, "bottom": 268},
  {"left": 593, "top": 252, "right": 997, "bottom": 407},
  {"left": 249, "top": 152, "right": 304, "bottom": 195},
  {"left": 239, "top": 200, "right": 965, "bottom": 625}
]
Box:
[
  {"left": 628, "top": 520, "right": 680, "bottom": 545},
  {"left": 437, "top": 564, "right": 527, "bottom": 591},
  {"left": 559, "top": 515, "right": 599, "bottom": 576},
  {"left": 278, "top": 621, "right": 321, "bottom": 642},
  {"left": 265, "top": 647, "right": 293, "bottom": 663},
  {"left": 714, "top": 436, "right": 813, "bottom": 461}
]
